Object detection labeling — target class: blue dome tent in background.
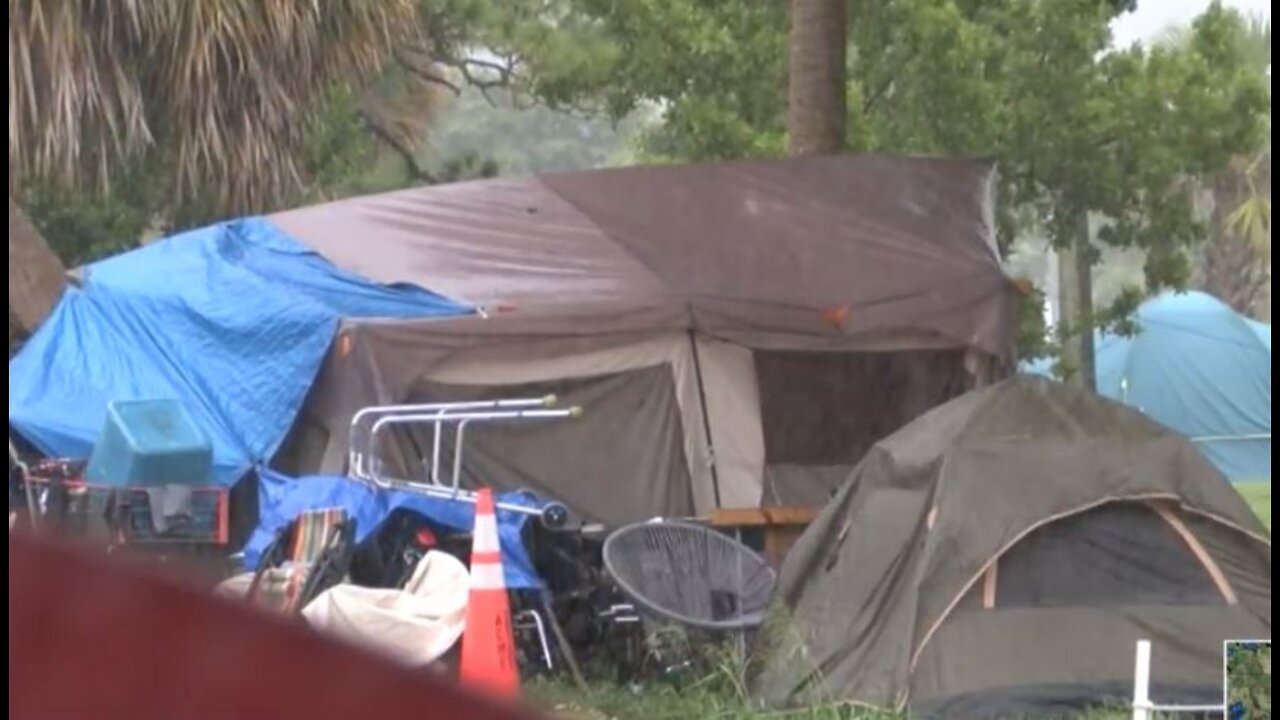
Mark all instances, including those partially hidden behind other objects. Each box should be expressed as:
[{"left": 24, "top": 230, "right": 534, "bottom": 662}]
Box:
[
  {"left": 1024, "top": 291, "right": 1271, "bottom": 482},
  {"left": 8, "top": 218, "right": 471, "bottom": 485}
]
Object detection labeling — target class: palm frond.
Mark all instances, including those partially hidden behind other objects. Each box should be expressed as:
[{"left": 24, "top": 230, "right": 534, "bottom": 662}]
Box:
[
  {"left": 10, "top": 0, "right": 419, "bottom": 213},
  {"left": 9, "top": 0, "right": 150, "bottom": 191},
  {"left": 1226, "top": 194, "right": 1272, "bottom": 252}
]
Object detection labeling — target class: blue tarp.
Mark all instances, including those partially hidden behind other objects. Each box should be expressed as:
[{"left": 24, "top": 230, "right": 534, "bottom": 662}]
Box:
[
  {"left": 1024, "top": 292, "right": 1271, "bottom": 481},
  {"left": 247, "top": 468, "right": 543, "bottom": 589},
  {"left": 8, "top": 218, "right": 470, "bottom": 485}
]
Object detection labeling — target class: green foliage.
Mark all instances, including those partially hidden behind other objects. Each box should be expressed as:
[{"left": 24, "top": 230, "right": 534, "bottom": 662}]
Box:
[
  {"left": 9, "top": 0, "right": 419, "bottom": 213},
  {"left": 1227, "top": 643, "right": 1270, "bottom": 718},
  {"left": 1154, "top": 14, "right": 1269, "bottom": 316},
  {"left": 550, "top": 0, "right": 1269, "bottom": 362},
  {"left": 1014, "top": 289, "right": 1053, "bottom": 365},
  {"left": 403, "top": 0, "right": 634, "bottom": 136},
  {"left": 17, "top": 0, "right": 642, "bottom": 264},
  {"left": 855, "top": 1, "right": 1267, "bottom": 345},
  {"left": 560, "top": 0, "right": 788, "bottom": 161},
  {"left": 530, "top": 677, "right": 1145, "bottom": 720},
  {"left": 529, "top": 626, "right": 890, "bottom": 720},
  {"left": 300, "top": 86, "right": 390, "bottom": 200},
  {"left": 17, "top": 0, "right": 1271, "bottom": 344},
  {"left": 427, "top": 87, "right": 647, "bottom": 175},
  {"left": 20, "top": 170, "right": 158, "bottom": 268},
  {"left": 531, "top": 679, "right": 888, "bottom": 720},
  {"left": 1238, "top": 484, "right": 1271, "bottom": 530},
  {"left": 21, "top": 85, "right": 412, "bottom": 267},
  {"left": 529, "top": 653, "right": 894, "bottom": 720}
]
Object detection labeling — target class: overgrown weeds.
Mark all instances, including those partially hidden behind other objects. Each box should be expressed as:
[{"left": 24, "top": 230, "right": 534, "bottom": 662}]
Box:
[{"left": 528, "top": 639, "right": 895, "bottom": 720}]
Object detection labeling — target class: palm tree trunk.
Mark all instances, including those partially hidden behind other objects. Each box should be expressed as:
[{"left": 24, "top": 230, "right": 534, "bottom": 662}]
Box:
[
  {"left": 787, "top": 0, "right": 848, "bottom": 156},
  {"left": 1197, "top": 174, "right": 1269, "bottom": 314},
  {"left": 8, "top": 197, "right": 67, "bottom": 334},
  {"left": 1200, "top": 232, "right": 1268, "bottom": 313}
]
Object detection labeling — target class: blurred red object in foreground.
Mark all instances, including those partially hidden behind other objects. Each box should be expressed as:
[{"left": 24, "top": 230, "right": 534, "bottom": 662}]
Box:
[{"left": 8, "top": 532, "right": 542, "bottom": 720}]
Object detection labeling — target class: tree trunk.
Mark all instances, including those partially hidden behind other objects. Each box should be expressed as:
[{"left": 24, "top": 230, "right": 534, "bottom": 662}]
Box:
[
  {"left": 1057, "top": 213, "right": 1095, "bottom": 390},
  {"left": 787, "top": 0, "right": 848, "bottom": 156},
  {"left": 1073, "top": 221, "right": 1096, "bottom": 391},
  {"left": 9, "top": 198, "right": 67, "bottom": 334}
]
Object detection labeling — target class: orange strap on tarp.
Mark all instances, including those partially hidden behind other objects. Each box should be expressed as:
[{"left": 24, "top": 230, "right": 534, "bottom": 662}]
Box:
[{"left": 8, "top": 532, "right": 541, "bottom": 720}]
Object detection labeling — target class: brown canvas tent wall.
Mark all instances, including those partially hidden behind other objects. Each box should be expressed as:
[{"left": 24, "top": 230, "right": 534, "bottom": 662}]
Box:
[
  {"left": 270, "top": 154, "right": 1017, "bottom": 525},
  {"left": 749, "top": 376, "right": 1271, "bottom": 717}
]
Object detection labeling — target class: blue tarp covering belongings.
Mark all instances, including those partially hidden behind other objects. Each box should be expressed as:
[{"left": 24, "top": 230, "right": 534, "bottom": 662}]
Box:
[
  {"left": 1024, "top": 291, "right": 1271, "bottom": 481},
  {"left": 8, "top": 218, "right": 471, "bottom": 485},
  {"left": 247, "top": 468, "right": 543, "bottom": 589}
]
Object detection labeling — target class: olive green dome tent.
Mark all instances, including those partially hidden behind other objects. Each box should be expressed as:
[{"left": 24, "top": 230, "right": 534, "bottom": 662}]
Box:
[{"left": 750, "top": 376, "right": 1270, "bottom": 717}]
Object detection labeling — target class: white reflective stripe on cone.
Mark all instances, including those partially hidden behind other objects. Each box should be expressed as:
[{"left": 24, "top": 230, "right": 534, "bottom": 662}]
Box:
[
  {"left": 470, "top": 562, "right": 506, "bottom": 591},
  {"left": 472, "top": 515, "right": 500, "bottom": 553}
]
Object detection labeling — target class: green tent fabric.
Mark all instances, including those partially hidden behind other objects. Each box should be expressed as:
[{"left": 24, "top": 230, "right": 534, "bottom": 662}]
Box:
[{"left": 750, "top": 376, "right": 1271, "bottom": 718}]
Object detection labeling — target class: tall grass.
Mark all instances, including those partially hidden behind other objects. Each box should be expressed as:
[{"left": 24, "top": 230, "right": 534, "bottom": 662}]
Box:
[{"left": 529, "top": 641, "right": 890, "bottom": 720}]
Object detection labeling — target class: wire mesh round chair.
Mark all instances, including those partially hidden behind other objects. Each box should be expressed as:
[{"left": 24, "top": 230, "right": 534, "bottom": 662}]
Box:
[{"left": 601, "top": 520, "right": 777, "bottom": 632}]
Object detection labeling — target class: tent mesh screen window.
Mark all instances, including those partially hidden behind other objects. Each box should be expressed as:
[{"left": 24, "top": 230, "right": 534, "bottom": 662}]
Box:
[
  {"left": 993, "top": 502, "right": 1226, "bottom": 609},
  {"left": 754, "top": 349, "right": 969, "bottom": 466}
]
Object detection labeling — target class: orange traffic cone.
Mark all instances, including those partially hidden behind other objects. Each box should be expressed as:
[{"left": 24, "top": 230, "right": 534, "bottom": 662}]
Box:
[{"left": 459, "top": 488, "right": 520, "bottom": 699}]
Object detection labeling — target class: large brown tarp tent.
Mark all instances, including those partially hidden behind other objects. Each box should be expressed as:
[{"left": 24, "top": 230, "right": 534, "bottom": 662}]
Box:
[
  {"left": 749, "top": 376, "right": 1271, "bottom": 717},
  {"left": 270, "top": 154, "right": 1017, "bottom": 525}
]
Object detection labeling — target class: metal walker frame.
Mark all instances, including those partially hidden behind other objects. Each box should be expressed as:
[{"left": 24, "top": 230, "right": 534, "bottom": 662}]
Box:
[
  {"left": 347, "top": 395, "right": 581, "bottom": 527},
  {"left": 347, "top": 396, "right": 589, "bottom": 677}
]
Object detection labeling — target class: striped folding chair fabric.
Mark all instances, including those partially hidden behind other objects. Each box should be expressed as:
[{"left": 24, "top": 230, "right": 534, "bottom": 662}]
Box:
[{"left": 248, "top": 508, "right": 352, "bottom": 614}]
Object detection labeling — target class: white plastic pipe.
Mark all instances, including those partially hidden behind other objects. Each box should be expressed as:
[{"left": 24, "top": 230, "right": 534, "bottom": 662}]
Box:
[
  {"left": 1133, "top": 640, "right": 1224, "bottom": 718},
  {"left": 1133, "top": 640, "right": 1153, "bottom": 720}
]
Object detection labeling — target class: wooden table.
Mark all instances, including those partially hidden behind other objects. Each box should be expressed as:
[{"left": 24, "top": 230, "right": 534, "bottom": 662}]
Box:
[{"left": 706, "top": 506, "right": 821, "bottom": 568}]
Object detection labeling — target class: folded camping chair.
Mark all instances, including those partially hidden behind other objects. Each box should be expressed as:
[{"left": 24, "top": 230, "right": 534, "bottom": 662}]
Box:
[{"left": 247, "top": 508, "right": 357, "bottom": 615}]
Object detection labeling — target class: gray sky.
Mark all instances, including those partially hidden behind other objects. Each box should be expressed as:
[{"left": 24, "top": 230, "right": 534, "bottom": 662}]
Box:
[{"left": 1111, "top": 0, "right": 1271, "bottom": 46}]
